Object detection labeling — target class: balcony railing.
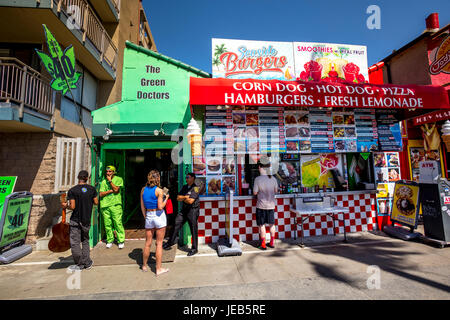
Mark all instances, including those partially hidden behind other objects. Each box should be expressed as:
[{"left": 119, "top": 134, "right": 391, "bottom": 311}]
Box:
[
  {"left": 54, "top": 0, "right": 118, "bottom": 73},
  {"left": 0, "top": 58, "right": 55, "bottom": 117},
  {"left": 111, "top": 0, "right": 120, "bottom": 17}
]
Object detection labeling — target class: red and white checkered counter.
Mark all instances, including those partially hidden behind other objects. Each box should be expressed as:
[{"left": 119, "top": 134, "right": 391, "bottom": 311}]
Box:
[{"left": 198, "top": 191, "right": 377, "bottom": 244}]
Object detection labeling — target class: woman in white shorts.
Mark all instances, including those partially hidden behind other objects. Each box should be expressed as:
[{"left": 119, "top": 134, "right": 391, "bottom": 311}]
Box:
[{"left": 140, "top": 170, "right": 169, "bottom": 275}]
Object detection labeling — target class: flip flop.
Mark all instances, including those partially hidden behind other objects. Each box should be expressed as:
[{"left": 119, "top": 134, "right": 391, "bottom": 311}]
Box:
[
  {"left": 156, "top": 268, "right": 169, "bottom": 276},
  {"left": 141, "top": 266, "right": 149, "bottom": 272}
]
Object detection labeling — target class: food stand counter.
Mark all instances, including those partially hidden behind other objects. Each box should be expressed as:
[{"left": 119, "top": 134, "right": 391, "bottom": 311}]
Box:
[{"left": 198, "top": 190, "right": 376, "bottom": 245}]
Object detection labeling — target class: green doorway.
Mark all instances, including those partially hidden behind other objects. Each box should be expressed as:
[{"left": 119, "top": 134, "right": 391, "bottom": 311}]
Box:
[{"left": 123, "top": 149, "right": 179, "bottom": 239}]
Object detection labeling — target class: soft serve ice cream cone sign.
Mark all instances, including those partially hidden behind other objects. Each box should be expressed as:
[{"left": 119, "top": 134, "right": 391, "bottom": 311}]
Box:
[
  {"left": 293, "top": 42, "right": 368, "bottom": 84},
  {"left": 212, "top": 38, "right": 295, "bottom": 80}
]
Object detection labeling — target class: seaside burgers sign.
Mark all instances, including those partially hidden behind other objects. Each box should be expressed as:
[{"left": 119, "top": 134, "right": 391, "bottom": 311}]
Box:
[{"left": 212, "top": 38, "right": 369, "bottom": 83}]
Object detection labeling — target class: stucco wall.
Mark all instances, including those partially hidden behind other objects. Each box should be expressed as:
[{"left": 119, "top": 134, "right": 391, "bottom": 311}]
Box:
[{"left": 384, "top": 39, "right": 432, "bottom": 85}]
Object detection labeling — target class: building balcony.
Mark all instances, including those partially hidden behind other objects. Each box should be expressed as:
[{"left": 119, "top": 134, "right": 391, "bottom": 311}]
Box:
[
  {"left": 89, "top": 0, "right": 120, "bottom": 22},
  {"left": 0, "top": 57, "right": 55, "bottom": 132},
  {"left": 0, "top": 0, "right": 118, "bottom": 81}
]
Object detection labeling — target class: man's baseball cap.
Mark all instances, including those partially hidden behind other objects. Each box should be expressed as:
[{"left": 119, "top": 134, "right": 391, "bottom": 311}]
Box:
[
  {"left": 78, "top": 170, "right": 89, "bottom": 180},
  {"left": 106, "top": 165, "right": 116, "bottom": 172}
]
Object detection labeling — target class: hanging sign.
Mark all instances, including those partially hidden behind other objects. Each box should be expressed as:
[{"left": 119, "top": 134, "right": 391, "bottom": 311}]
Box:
[
  {"left": 429, "top": 34, "right": 450, "bottom": 76},
  {"left": 190, "top": 78, "right": 450, "bottom": 110},
  {"left": 35, "top": 24, "right": 81, "bottom": 94}
]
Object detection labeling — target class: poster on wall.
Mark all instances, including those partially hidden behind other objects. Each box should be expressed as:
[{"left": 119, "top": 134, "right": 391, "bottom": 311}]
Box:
[
  {"left": 391, "top": 181, "right": 420, "bottom": 228},
  {"left": 300, "top": 154, "right": 343, "bottom": 188},
  {"left": 293, "top": 42, "right": 368, "bottom": 83},
  {"left": 212, "top": 38, "right": 295, "bottom": 80}
]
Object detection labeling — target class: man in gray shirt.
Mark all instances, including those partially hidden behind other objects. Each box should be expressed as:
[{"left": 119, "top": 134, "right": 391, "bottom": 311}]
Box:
[{"left": 253, "top": 161, "right": 278, "bottom": 250}]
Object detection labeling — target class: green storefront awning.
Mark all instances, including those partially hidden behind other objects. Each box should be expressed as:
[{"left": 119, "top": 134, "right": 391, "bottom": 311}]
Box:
[{"left": 91, "top": 100, "right": 191, "bottom": 137}]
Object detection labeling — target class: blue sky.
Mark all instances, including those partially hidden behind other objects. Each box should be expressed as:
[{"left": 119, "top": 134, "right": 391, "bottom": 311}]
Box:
[{"left": 143, "top": 0, "right": 450, "bottom": 74}]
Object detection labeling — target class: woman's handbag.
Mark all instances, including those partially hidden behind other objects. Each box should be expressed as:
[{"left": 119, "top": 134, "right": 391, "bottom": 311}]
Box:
[{"left": 165, "top": 198, "right": 173, "bottom": 214}]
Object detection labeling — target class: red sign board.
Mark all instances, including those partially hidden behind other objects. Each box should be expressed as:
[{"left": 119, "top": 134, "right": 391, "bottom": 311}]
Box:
[
  {"left": 412, "top": 109, "right": 450, "bottom": 126},
  {"left": 190, "top": 78, "right": 450, "bottom": 110}
]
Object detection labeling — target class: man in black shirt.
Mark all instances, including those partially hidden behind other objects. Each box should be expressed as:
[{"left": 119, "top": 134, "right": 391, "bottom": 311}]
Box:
[
  {"left": 64, "top": 170, "right": 98, "bottom": 272},
  {"left": 163, "top": 172, "right": 200, "bottom": 256}
]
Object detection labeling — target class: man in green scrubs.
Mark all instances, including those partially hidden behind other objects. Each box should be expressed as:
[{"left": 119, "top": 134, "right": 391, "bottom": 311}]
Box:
[{"left": 99, "top": 165, "right": 125, "bottom": 249}]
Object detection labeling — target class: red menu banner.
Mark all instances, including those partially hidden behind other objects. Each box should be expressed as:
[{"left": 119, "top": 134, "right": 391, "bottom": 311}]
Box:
[{"left": 190, "top": 78, "right": 450, "bottom": 110}]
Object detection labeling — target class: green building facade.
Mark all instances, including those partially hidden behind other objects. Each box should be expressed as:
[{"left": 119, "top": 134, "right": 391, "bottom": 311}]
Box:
[{"left": 90, "top": 41, "right": 210, "bottom": 246}]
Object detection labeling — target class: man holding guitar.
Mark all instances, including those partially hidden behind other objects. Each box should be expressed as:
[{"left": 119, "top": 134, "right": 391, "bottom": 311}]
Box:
[{"left": 63, "top": 170, "right": 98, "bottom": 272}]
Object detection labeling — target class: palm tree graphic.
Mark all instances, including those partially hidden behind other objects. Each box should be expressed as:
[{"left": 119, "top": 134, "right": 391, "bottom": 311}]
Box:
[{"left": 213, "top": 43, "right": 227, "bottom": 71}]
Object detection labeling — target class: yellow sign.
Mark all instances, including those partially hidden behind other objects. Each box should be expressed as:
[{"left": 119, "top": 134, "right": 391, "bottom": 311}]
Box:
[{"left": 391, "top": 181, "right": 420, "bottom": 228}]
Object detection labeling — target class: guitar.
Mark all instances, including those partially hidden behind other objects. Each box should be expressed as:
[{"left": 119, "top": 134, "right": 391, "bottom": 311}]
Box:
[{"left": 48, "top": 193, "right": 70, "bottom": 252}]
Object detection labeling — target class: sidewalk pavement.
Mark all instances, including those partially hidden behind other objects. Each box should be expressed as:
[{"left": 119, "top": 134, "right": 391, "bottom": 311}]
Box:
[{"left": 0, "top": 228, "right": 449, "bottom": 300}]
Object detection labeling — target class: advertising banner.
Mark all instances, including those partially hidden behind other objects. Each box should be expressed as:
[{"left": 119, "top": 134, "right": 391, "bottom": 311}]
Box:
[
  {"left": 0, "top": 177, "right": 17, "bottom": 215},
  {"left": 391, "top": 181, "right": 420, "bottom": 228},
  {"left": 0, "top": 192, "right": 33, "bottom": 252},
  {"left": 190, "top": 78, "right": 450, "bottom": 110},
  {"left": 35, "top": 25, "right": 81, "bottom": 94},
  {"left": 300, "top": 154, "right": 343, "bottom": 188},
  {"left": 293, "top": 42, "right": 368, "bottom": 83},
  {"left": 212, "top": 38, "right": 295, "bottom": 80}
]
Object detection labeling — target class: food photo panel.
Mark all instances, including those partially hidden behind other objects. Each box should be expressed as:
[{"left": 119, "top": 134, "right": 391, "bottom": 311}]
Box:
[{"left": 206, "top": 176, "right": 222, "bottom": 196}]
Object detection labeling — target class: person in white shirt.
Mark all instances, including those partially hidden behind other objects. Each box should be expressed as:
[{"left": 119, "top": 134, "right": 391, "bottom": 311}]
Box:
[{"left": 253, "top": 161, "right": 278, "bottom": 249}]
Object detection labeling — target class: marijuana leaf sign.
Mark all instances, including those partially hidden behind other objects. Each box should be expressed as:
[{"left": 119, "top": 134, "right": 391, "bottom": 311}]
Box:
[
  {"left": 35, "top": 24, "right": 81, "bottom": 95},
  {"left": 7, "top": 206, "right": 25, "bottom": 230}
]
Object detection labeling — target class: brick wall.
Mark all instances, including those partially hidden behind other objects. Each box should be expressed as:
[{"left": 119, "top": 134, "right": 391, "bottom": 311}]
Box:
[
  {"left": 0, "top": 132, "right": 62, "bottom": 244},
  {"left": 0, "top": 132, "right": 57, "bottom": 194}
]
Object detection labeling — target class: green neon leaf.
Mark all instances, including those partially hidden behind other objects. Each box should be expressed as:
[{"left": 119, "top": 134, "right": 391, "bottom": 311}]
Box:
[
  {"left": 36, "top": 25, "right": 80, "bottom": 93},
  {"left": 35, "top": 50, "right": 55, "bottom": 78},
  {"left": 43, "top": 24, "right": 63, "bottom": 59}
]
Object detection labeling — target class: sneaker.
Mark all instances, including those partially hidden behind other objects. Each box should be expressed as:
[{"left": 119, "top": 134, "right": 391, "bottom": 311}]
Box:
[
  {"left": 187, "top": 249, "right": 198, "bottom": 256},
  {"left": 67, "top": 264, "right": 82, "bottom": 273},
  {"left": 106, "top": 243, "right": 113, "bottom": 249},
  {"left": 163, "top": 242, "right": 173, "bottom": 250},
  {"left": 118, "top": 243, "right": 124, "bottom": 249},
  {"left": 266, "top": 243, "right": 274, "bottom": 249},
  {"left": 84, "top": 261, "right": 93, "bottom": 270},
  {"left": 257, "top": 244, "right": 267, "bottom": 251}
]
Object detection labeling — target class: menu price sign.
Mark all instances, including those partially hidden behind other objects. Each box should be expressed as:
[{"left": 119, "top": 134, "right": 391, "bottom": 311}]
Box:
[
  {"left": 376, "top": 110, "right": 402, "bottom": 151},
  {"left": 391, "top": 181, "right": 420, "bottom": 229},
  {"left": 309, "top": 109, "right": 334, "bottom": 153},
  {"left": 355, "top": 109, "right": 378, "bottom": 152}
]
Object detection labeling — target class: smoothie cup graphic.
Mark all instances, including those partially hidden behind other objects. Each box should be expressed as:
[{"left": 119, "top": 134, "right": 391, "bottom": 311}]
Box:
[
  {"left": 304, "top": 60, "right": 323, "bottom": 81},
  {"left": 342, "top": 62, "right": 360, "bottom": 82}
]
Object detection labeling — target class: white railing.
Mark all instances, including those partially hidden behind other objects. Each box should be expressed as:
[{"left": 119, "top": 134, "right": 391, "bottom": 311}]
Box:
[
  {"left": 0, "top": 57, "right": 55, "bottom": 117},
  {"left": 54, "top": 137, "right": 91, "bottom": 192}
]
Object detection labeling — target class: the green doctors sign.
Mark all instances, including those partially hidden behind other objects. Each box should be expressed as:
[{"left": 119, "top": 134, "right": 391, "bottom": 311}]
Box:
[
  {"left": 0, "top": 193, "right": 33, "bottom": 251},
  {"left": 35, "top": 24, "right": 81, "bottom": 94}
]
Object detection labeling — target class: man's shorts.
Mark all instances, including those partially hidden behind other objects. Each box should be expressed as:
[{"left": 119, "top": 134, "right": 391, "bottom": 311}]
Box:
[
  {"left": 145, "top": 210, "right": 167, "bottom": 229},
  {"left": 255, "top": 208, "right": 275, "bottom": 226}
]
